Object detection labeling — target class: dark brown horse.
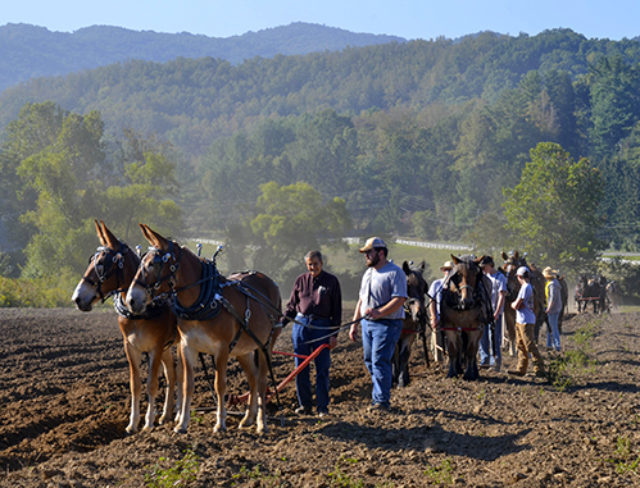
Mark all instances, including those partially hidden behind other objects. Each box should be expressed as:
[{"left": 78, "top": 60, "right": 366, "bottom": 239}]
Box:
[
  {"left": 500, "top": 251, "right": 545, "bottom": 352},
  {"left": 126, "top": 224, "right": 281, "bottom": 435},
  {"left": 72, "top": 220, "right": 180, "bottom": 434},
  {"left": 439, "top": 255, "right": 492, "bottom": 380},
  {"left": 392, "top": 260, "right": 429, "bottom": 387}
]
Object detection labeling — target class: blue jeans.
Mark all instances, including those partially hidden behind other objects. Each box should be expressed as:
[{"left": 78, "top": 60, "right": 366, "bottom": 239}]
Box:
[
  {"left": 292, "top": 314, "right": 333, "bottom": 413},
  {"left": 479, "top": 314, "right": 503, "bottom": 368},
  {"left": 546, "top": 312, "right": 561, "bottom": 351},
  {"left": 361, "top": 318, "right": 403, "bottom": 407}
]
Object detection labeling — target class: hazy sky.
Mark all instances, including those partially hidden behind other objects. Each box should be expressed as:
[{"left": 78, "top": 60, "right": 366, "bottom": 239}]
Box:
[{"left": 4, "top": 0, "right": 639, "bottom": 41}]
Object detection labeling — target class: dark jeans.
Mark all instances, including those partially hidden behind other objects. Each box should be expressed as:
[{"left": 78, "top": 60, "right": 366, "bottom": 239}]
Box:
[{"left": 292, "top": 314, "right": 333, "bottom": 413}]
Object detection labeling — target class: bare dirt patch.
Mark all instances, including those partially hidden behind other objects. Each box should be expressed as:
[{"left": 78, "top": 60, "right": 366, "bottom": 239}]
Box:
[{"left": 1, "top": 307, "right": 639, "bottom": 487}]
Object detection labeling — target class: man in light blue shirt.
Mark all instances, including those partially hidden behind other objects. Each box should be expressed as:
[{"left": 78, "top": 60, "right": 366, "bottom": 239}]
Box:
[
  {"left": 478, "top": 256, "right": 507, "bottom": 371},
  {"left": 349, "top": 237, "right": 407, "bottom": 411}
]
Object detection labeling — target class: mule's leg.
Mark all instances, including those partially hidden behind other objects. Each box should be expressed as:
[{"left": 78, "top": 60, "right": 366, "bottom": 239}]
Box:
[
  {"left": 213, "top": 350, "right": 230, "bottom": 433},
  {"left": 158, "top": 347, "right": 176, "bottom": 425},
  {"left": 391, "top": 343, "right": 401, "bottom": 386},
  {"left": 255, "top": 348, "right": 270, "bottom": 434},
  {"left": 236, "top": 352, "right": 258, "bottom": 429},
  {"left": 142, "top": 349, "right": 161, "bottom": 431},
  {"left": 463, "top": 330, "right": 481, "bottom": 381},
  {"left": 174, "top": 346, "right": 183, "bottom": 423},
  {"left": 445, "top": 332, "right": 460, "bottom": 378},
  {"left": 395, "top": 337, "right": 412, "bottom": 387},
  {"left": 123, "top": 341, "right": 142, "bottom": 434},
  {"left": 174, "top": 341, "right": 196, "bottom": 434}
]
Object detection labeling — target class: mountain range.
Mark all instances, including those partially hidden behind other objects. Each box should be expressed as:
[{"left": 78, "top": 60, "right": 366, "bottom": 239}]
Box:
[{"left": 0, "top": 22, "right": 404, "bottom": 93}]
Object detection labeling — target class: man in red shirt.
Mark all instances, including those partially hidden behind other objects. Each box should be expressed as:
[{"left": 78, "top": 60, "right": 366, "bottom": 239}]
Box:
[{"left": 284, "top": 250, "right": 342, "bottom": 417}]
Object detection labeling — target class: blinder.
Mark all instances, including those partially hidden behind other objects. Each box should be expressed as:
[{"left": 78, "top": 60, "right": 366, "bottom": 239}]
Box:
[
  {"left": 137, "top": 241, "right": 182, "bottom": 296},
  {"left": 82, "top": 242, "right": 130, "bottom": 301}
]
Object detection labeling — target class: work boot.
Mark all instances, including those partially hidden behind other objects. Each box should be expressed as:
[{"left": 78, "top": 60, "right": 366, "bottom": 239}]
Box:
[
  {"left": 295, "top": 405, "right": 313, "bottom": 415},
  {"left": 507, "top": 368, "right": 525, "bottom": 376}
]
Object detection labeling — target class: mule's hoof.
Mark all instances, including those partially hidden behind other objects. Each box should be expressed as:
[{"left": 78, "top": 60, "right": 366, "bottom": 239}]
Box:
[
  {"left": 213, "top": 424, "right": 227, "bottom": 434},
  {"left": 125, "top": 425, "right": 138, "bottom": 435},
  {"left": 142, "top": 424, "right": 154, "bottom": 432},
  {"left": 173, "top": 426, "right": 187, "bottom": 434}
]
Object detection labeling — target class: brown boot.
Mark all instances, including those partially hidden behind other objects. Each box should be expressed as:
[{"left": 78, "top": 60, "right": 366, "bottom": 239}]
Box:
[
  {"left": 507, "top": 368, "right": 525, "bottom": 376},
  {"left": 534, "top": 365, "right": 546, "bottom": 378}
]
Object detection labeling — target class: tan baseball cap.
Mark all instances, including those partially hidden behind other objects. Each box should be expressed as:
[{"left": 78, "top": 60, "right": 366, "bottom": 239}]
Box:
[{"left": 359, "top": 237, "right": 387, "bottom": 252}]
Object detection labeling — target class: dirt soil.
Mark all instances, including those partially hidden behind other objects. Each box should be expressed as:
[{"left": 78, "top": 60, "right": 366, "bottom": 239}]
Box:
[{"left": 1, "top": 307, "right": 639, "bottom": 487}]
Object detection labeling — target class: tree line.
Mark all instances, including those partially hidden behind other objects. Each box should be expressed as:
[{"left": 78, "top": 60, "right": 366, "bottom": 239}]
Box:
[{"left": 2, "top": 29, "right": 640, "bottom": 299}]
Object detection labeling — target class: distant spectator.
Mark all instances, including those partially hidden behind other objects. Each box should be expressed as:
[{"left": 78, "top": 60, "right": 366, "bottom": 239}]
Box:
[
  {"left": 543, "top": 266, "right": 563, "bottom": 352},
  {"left": 428, "top": 260, "right": 453, "bottom": 362},
  {"left": 478, "top": 256, "right": 507, "bottom": 371},
  {"left": 507, "top": 266, "right": 545, "bottom": 378}
]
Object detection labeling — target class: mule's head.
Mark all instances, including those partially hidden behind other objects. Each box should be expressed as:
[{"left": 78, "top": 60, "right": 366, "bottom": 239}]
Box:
[
  {"left": 72, "top": 220, "right": 139, "bottom": 311},
  {"left": 448, "top": 254, "right": 483, "bottom": 310},
  {"left": 501, "top": 250, "right": 528, "bottom": 275},
  {"left": 126, "top": 224, "right": 183, "bottom": 315},
  {"left": 402, "top": 260, "right": 428, "bottom": 323}
]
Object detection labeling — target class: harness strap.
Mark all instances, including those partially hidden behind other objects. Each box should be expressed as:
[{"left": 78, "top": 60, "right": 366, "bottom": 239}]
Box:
[{"left": 219, "top": 294, "right": 282, "bottom": 410}]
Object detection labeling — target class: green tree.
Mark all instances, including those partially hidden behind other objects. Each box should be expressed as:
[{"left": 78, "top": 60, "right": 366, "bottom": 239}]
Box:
[
  {"left": 231, "top": 181, "right": 351, "bottom": 284},
  {"left": 589, "top": 56, "right": 640, "bottom": 160},
  {"left": 6, "top": 102, "right": 182, "bottom": 278},
  {"left": 503, "top": 142, "right": 605, "bottom": 272}
]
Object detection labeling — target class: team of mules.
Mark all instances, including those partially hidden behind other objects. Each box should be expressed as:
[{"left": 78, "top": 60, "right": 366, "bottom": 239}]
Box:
[
  {"left": 575, "top": 274, "right": 611, "bottom": 314},
  {"left": 73, "top": 227, "right": 597, "bottom": 433}
]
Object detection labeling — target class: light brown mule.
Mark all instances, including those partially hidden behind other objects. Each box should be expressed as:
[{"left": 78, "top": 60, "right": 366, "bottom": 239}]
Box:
[
  {"left": 126, "top": 224, "right": 282, "bottom": 435},
  {"left": 71, "top": 220, "right": 180, "bottom": 434}
]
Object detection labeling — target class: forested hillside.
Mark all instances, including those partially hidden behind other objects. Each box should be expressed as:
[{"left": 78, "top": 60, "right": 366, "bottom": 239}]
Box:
[
  {"left": 2, "top": 28, "right": 640, "bottom": 293},
  {"left": 0, "top": 22, "right": 403, "bottom": 94}
]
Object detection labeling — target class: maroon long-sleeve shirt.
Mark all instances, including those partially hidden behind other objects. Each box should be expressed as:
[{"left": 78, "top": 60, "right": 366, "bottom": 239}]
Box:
[{"left": 285, "top": 270, "right": 342, "bottom": 327}]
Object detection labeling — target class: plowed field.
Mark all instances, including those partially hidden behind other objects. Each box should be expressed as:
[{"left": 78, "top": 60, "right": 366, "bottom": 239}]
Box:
[{"left": 1, "top": 307, "right": 639, "bottom": 487}]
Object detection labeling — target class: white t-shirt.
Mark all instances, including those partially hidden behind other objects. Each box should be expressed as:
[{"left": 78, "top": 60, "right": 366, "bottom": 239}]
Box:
[{"left": 358, "top": 261, "right": 408, "bottom": 320}]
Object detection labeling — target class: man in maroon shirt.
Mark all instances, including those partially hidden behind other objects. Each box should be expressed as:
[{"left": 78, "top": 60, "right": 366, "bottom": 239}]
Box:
[{"left": 284, "top": 250, "right": 342, "bottom": 417}]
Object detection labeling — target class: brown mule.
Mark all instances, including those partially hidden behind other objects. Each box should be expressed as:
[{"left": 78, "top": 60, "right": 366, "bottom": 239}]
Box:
[
  {"left": 126, "top": 224, "right": 282, "bottom": 435},
  {"left": 439, "top": 254, "right": 491, "bottom": 380},
  {"left": 392, "top": 260, "right": 429, "bottom": 387},
  {"left": 71, "top": 220, "right": 180, "bottom": 434}
]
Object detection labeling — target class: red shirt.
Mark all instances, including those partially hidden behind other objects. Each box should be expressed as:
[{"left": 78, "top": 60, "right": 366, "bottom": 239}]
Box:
[{"left": 285, "top": 270, "right": 342, "bottom": 327}]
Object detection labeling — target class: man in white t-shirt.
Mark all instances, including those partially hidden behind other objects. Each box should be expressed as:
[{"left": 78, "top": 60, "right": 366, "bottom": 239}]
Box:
[{"left": 507, "top": 266, "right": 545, "bottom": 377}]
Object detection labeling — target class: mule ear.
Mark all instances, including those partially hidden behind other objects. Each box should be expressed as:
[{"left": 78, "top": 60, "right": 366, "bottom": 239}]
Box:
[
  {"left": 140, "top": 224, "right": 169, "bottom": 250},
  {"left": 418, "top": 260, "right": 426, "bottom": 271},
  {"left": 95, "top": 219, "right": 106, "bottom": 245},
  {"left": 138, "top": 223, "right": 156, "bottom": 246},
  {"left": 451, "top": 254, "right": 460, "bottom": 264},
  {"left": 100, "top": 221, "right": 119, "bottom": 249},
  {"left": 501, "top": 251, "right": 508, "bottom": 261},
  {"left": 402, "top": 261, "right": 412, "bottom": 275},
  {"left": 514, "top": 250, "right": 519, "bottom": 260},
  {"left": 474, "top": 255, "right": 484, "bottom": 265}
]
